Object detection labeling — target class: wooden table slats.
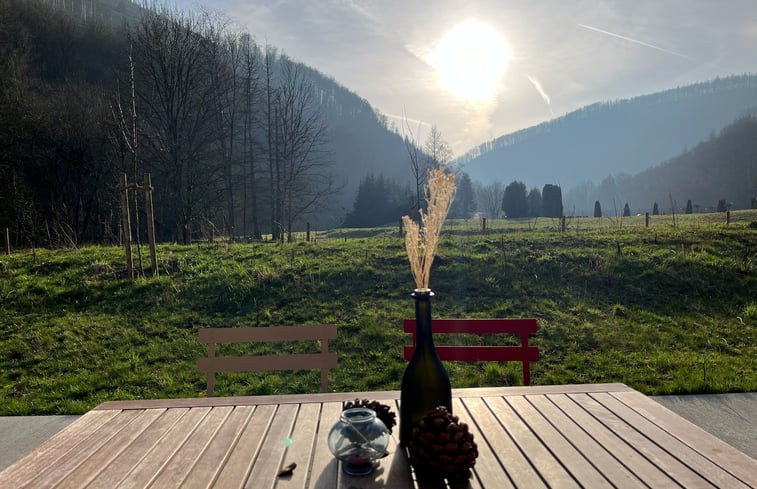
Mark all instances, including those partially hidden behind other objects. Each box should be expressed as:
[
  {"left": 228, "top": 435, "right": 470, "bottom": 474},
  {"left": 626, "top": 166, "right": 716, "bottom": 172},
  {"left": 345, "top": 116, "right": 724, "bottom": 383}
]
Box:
[
  {"left": 505, "top": 395, "right": 613, "bottom": 488},
  {"left": 612, "top": 390, "right": 757, "bottom": 485},
  {"left": 0, "top": 384, "right": 754, "bottom": 489},
  {"left": 592, "top": 392, "right": 749, "bottom": 489},
  {"left": 86, "top": 408, "right": 190, "bottom": 489},
  {"left": 524, "top": 395, "right": 644, "bottom": 488},
  {"left": 452, "top": 398, "right": 510, "bottom": 489}
]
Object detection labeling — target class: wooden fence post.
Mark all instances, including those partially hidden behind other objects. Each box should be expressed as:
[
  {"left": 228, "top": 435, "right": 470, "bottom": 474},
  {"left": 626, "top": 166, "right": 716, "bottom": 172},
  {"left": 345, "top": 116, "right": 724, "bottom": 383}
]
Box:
[
  {"left": 144, "top": 174, "right": 158, "bottom": 276},
  {"left": 120, "top": 173, "right": 134, "bottom": 279},
  {"left": 306, "top": 222, "right": 311, "bottom": 242},
  {"left": 726, "top": 210, "right": 730, "bottom": 225},
  {"left": 482, "top": 217, "right": 487, "bottom": 234},
  {"left": 560, "top": 216, "right": 566, "bottom": 232},
  {"left": 4, "top": 228, "right": 10, "bottom": 255},
  {"left": 399, "top": 218, "right": 403, "bottom": 237},
  {"left": 645, "top": 213, "right": 650, "bottom": 228}
]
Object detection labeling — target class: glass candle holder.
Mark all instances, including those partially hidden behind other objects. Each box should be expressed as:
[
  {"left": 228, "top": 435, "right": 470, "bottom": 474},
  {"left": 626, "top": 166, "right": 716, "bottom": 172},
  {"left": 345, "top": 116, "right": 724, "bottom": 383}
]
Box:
[{"left": 327, "top": 407, "right": 390, "bottom": 476}]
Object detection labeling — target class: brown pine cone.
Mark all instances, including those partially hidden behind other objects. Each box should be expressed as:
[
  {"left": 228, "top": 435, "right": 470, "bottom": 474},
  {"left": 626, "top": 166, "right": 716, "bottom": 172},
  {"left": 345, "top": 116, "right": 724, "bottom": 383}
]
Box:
[
  {"left": 407, "top": 406, "right": 478, "bottom": 484},
  {"left": 343, "top": 399, "right": 397, "bottom": 433}
]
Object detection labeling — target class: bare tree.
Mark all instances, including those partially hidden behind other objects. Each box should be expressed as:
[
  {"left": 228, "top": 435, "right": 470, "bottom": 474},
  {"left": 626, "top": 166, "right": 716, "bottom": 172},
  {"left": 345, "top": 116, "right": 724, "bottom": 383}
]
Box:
[
  {"left": 111, "top": 44, "right": 145, "bottom": 273},
  {"left": 476, "top": 181, "right": 504, "bottom": 219},
  {"left": 264, "top": 44, "right": 280, "bottom": 240},
  {"left": 129, "top": 10, "right": 222, "bottom": 244},
  {"left": 273, "top": 57, "right": 335, "bottom": 241},
  {"left": 424, "top": 125, "right": 453, "bottom": 169},
  {"left": 241, "top": 34, "right": 262, "bottom": 239},
  {"left": 402, "top": 116, "right": 426, "bottom": 222},
  {"left": 203, "top": 13, "right": 243, "bottom": 241}
]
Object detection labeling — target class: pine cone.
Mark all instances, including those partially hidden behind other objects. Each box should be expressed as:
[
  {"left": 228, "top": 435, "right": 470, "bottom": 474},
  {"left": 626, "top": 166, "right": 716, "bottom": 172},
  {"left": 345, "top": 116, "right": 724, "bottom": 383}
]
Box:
[
  {"left": 343, "top": 399, "right": 397, "bottom": 434},
  {"left": 407, "top": 406, "right": 478, "bottom": 484}
]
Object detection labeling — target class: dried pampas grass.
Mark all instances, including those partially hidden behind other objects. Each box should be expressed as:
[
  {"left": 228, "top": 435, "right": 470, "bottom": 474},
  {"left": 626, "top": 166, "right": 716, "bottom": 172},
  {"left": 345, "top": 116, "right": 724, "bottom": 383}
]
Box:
[{"left": 402, "top": 168, "right": 456, "bottom": 290}]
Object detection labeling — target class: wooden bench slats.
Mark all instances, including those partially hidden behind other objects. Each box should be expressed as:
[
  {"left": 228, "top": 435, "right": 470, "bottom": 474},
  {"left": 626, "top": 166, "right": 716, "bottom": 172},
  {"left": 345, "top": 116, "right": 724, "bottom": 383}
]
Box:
[
  {"left": 199, "top": 325, "right": 338, "bottom": 343},
  {"left": 404, "top": 345, "right": 540, "bottom": 363},
  {"left": 198, "top": 324, "right": 337, "bottom": 396},
  {"left": 198, "top": 352, "right": 338, "bottom": 374},
  {"left": 404, "top": 318, "right": 539, "bottom": 385}
]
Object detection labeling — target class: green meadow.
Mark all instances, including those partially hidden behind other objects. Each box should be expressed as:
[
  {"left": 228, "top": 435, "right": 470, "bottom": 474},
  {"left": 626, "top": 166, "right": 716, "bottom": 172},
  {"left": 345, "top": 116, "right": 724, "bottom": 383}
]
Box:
[{"left": 1, "top": 211, "right": 755, "bottom": 415}]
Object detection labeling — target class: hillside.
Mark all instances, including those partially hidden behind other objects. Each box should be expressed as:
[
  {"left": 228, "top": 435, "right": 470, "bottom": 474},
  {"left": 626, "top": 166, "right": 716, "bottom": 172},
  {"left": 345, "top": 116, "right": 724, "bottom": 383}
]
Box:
[
  {"left": 460, "top": 75, "right": 757, "bottom": 192},
  {"left": 564, "top": 115, "right": 757, "bottom": 214},
  {"left": 0, "top": 0, "right": 412, "bottom": 246}
]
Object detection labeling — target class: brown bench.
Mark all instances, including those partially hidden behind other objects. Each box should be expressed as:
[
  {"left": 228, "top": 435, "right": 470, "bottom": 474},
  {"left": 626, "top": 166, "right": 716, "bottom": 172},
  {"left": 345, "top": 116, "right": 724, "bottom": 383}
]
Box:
[
  {"left": 197, "top": 325, "right": 337, "bottom": 396},
  {"left": 404, "top": 318, "right": 539, "bottom": 385}
]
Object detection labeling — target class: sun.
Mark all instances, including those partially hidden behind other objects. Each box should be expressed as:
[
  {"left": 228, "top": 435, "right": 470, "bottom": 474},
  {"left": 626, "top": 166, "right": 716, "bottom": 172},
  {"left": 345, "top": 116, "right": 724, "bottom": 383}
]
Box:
[{"left": 427, "top": 20, "right": 509, "bottom": 102}]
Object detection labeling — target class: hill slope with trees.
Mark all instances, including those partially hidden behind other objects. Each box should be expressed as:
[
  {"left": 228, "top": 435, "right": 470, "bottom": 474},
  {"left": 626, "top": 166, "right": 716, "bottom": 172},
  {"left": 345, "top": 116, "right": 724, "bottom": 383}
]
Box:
[
  {"left": 460, "top": 75, "right": 757, "bottom": 193},
  {"left": 569, "top": 115, "right": 757, "bottom": 215},
  {"left": 0, "top": 0, "right": 413, "bottom": 247}
]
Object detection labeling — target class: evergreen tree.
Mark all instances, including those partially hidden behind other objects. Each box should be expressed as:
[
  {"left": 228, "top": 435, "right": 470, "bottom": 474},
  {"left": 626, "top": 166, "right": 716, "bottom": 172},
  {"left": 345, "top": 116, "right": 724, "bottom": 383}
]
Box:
[
  {"left": 685, "top": 199, "right": 693, "bottom": 214},
  {"left": 652, "top": 202, "right": 659, "bottom": 215},
  {"left": 527, "top": 187, "right": 542, "bottom": 217},
  {"left": 502, "top": 181, "right": 529, "bottom": 218},
  {"left": 343, "top": 174, "right": 408, "bottom": 227},
  {"left": 623, "top": 202, "right": 631, "bottom": 217},
  {"left": 593, "top": 200, "right": 602, "bottom": 217},
  {"left": 449, "top": 172, "right": 476, "bottom": 219},
  {"left": 541, "top": 184, "right": 563, "bottom": 217}
]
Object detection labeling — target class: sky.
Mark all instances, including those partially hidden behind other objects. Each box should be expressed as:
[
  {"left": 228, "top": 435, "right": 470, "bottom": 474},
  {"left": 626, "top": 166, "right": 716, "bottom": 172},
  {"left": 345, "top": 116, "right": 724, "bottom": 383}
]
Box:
[{"left": 173, "top": 0, "right": 757, "bottom": 156}]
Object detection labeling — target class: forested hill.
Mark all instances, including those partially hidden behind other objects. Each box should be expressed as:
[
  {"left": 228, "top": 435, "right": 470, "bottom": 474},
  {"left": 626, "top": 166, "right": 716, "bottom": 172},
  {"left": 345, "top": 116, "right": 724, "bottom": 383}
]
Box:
[
  {"left": 0, "top": 0, "right": 410, "bottom": 246},
  {"left": 622, "top": 115, "right": 757, "bottom": 213},
  {"left": 459, "top": 75, "right": 757, "bottom": 189},
  {"left": 302, "top": 68, "right": 410, "bottom": 220}
]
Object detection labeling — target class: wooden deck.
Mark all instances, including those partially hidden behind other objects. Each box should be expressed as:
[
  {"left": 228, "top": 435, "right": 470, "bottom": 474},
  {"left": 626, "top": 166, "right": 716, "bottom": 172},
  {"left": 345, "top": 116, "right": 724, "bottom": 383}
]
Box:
[{"left": 1, "top": 384, "right": 754, "bottom": 488}]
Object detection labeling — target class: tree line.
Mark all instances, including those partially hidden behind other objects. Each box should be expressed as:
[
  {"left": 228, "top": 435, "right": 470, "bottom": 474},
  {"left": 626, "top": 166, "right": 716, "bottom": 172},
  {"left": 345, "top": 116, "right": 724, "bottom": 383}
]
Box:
[{"left": 0, "top": 0, "right": 338, "bottom": 247}]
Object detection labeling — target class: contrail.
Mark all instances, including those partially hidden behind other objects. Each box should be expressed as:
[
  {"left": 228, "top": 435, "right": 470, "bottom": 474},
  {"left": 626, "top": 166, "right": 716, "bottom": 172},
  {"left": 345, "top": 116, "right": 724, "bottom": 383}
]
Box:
[
  {"left": 384, "top": 112, "right": 432, "bottom": 129},
  {"left": 527, "top": 75, "right": 555, "bottom": 117},
  {"left": 578, "top": 24, "right": 694, "bottom": 60},
  {"left": 527, "top": 76, "right": 551, "bottom": 105}
]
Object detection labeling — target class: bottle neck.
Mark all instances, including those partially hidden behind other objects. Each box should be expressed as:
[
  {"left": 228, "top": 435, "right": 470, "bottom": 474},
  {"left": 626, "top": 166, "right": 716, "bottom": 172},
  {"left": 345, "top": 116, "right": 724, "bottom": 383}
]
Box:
[{"left": 413, "top": 288, "right": 434, "bottom": 349}]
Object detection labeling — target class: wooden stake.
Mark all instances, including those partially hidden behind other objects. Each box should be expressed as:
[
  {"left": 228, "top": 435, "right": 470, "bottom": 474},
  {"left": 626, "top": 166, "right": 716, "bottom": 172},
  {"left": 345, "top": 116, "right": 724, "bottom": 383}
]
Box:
[
  {"left": 560, "top": 216, "right": 566, "bottom": 232},
  {"left": 4, "top": 228, "right": 10, "bottom": 255},
  {"left": 120, "top": 173, "right": 133, "bottom": 279},
  {"left": 482, "top": 217, "right": 487, "bottom": 234},
  {"left": 645, "top": 213, "right": 650, "bottom": 228},
  {"left": 144, "top": 174, "right": 158, "bottom": 276},
  {"left": 306, "top": 222, "right": 311, "bottom": 242},
  {"left": 726, "top": 210, "right": 730, "bottom": 225},
  {"left": 398, "top": 218, "right": 403, "bottom": 237}
]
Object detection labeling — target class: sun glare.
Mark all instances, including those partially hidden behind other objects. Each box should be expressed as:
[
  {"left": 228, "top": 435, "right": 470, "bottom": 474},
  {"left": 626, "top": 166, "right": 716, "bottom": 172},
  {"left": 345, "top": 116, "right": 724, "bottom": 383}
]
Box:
[{"left": 427, "top": 20, "right": 509, "bottom": 102}]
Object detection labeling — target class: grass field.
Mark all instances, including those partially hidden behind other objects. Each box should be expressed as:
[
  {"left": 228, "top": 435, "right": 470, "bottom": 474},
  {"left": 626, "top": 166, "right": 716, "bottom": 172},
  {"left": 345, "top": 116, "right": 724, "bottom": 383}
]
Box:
[{"left": 1, "top": 211, "right": 755, "bottom": 415}]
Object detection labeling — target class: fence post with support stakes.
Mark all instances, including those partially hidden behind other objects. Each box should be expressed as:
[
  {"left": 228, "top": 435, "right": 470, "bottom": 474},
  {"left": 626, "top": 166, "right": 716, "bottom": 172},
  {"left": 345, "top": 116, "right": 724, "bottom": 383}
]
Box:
[
  {"left": 120, "top": 173, "right": 134, "bottom": 279},
  {"left": 645, "top": 213, "right": 650, "bottom": 228},
  {"left": 4, "top": 228, "right": 10, "bottom": 255},
  {"left": 144, "top": 174, "right": 158, "bottom": 276}
]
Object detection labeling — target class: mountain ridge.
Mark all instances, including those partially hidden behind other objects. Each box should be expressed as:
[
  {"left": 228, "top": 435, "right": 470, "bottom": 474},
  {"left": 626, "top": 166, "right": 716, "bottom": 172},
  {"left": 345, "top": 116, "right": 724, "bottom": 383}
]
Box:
[{"left": 458, "top": 74, "right": 757, "bottom": 193}]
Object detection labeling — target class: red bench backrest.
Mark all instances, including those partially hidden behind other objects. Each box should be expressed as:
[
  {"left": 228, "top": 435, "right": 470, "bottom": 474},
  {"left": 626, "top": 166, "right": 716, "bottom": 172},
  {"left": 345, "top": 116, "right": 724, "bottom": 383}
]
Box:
[{"left": 403, "top": 318, "right": 539, "bottom": 385}]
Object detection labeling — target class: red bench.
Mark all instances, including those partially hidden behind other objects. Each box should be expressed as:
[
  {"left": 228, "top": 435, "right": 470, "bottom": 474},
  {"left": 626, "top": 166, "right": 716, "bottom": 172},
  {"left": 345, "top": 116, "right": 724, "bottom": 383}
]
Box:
[{"left": 403, "top": 318, "right": 540, "bottom": 385}]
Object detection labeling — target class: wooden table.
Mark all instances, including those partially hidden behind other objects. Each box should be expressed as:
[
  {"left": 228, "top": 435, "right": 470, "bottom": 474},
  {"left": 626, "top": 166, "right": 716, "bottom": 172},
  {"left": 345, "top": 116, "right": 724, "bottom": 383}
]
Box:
[{"left": 1, "top": 384, "right": 755, "bottom": 488}]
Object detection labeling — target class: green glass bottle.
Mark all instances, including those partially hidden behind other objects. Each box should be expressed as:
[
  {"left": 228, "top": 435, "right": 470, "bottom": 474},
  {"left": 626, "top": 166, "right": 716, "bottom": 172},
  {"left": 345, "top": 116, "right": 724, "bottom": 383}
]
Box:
[{"left": 400, "top": 288, "right": 452, "bottom": 446}]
